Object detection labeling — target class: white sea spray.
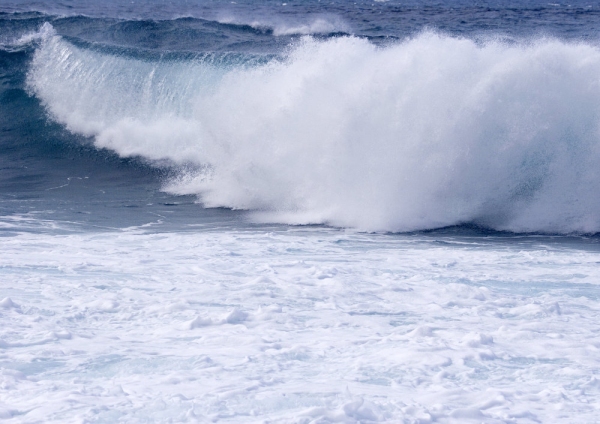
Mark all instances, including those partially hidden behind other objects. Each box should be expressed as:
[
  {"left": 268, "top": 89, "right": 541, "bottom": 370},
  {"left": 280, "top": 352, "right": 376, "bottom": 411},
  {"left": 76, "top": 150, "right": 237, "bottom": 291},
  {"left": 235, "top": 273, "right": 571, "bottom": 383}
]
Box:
[{"left": 27, "top": 28, "right": 600, "bottom": 233}]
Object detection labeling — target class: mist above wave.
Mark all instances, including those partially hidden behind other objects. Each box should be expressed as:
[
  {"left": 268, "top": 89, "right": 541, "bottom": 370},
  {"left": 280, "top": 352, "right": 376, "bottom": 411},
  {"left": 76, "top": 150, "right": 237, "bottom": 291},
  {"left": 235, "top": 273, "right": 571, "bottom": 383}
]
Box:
[{"left": 27, "top": 24, "right": 600, "bottom": 233}]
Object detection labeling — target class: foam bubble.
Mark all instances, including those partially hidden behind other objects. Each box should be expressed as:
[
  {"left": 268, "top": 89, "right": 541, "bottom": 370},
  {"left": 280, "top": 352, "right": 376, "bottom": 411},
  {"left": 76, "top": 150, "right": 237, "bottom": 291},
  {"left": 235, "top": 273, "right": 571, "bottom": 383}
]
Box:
[{"left": 27, "top": 28, "right": 600, "bottom": 233}]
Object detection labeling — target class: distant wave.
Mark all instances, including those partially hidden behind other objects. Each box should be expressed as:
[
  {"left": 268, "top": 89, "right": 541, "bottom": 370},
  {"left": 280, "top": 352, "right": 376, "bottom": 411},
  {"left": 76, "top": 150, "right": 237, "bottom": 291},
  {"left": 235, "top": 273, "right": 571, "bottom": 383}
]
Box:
[
  {"left": 0, "top": 9, "right": 351, "bottom": 38},
  {"left": 215, "top": 15, "right": 350, "bottom": 36},
  {"left": 0, "top": 12, "right": 330, "bottom": 55},
  {"left": 27, "top": 23, "right": 600, "bottom": 233}
]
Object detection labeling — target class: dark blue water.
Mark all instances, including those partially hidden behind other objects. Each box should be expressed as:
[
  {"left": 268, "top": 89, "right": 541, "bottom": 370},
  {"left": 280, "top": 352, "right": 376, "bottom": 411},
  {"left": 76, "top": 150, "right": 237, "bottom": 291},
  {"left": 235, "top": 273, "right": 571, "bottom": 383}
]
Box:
[{"left": 2, "top": 0, "right": 600, "bottom": 233}]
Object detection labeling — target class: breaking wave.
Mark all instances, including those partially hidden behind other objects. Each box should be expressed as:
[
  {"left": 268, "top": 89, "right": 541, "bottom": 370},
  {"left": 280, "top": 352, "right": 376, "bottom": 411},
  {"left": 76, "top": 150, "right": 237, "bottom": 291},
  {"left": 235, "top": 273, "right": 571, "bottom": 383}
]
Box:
[{"left": 27, "top": 23, "right": 600, "bottom": 233}]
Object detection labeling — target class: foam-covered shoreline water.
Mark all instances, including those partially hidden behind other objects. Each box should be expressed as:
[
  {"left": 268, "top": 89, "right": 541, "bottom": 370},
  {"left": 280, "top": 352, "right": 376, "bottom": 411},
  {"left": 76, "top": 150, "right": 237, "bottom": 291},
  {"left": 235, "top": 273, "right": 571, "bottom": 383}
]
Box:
[
  {"left": 26, "top": 26, "right": 600, "bottom": 233},
  {"left": 2, "top": 225, "right": 600, "bottom": 422}
]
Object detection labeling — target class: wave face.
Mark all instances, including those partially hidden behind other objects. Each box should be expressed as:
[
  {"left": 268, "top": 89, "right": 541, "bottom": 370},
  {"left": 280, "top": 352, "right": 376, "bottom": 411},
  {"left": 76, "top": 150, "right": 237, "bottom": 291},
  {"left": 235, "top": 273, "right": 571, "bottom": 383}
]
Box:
[{"left": 26, "top": 25, "right": 600, "bottom": 233}]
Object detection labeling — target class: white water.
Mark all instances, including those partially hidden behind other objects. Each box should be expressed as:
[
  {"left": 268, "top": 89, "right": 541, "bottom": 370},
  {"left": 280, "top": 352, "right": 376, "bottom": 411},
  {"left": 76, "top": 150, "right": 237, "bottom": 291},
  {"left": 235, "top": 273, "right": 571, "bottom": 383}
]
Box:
[
  {"left": 1, "top": 221, "right": 600, "bottom": 422},
  {"left": 28, "top": 26, "right": 600, "bottom": 233}
]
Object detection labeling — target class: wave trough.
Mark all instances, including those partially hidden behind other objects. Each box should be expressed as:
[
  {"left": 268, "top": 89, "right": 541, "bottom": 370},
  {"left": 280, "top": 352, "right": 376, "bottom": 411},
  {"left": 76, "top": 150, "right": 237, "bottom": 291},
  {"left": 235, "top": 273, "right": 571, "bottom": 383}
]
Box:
[{"left": 27, "top": 24, "right": 600, "bottom": 233}]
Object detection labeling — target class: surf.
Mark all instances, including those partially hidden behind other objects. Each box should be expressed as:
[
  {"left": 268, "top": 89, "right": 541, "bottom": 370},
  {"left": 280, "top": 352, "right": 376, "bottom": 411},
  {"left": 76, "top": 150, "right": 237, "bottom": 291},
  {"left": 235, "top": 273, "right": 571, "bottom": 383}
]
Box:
[{"left": 26, "top": 24, "right": 600, "bottom": 233}]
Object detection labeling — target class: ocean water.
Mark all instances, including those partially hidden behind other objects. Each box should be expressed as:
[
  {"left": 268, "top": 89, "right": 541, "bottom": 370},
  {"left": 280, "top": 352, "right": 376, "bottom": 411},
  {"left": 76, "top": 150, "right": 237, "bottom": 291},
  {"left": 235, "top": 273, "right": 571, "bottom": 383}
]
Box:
[{"left": 2, "top": 1, "right": 600, "bottom": 422}]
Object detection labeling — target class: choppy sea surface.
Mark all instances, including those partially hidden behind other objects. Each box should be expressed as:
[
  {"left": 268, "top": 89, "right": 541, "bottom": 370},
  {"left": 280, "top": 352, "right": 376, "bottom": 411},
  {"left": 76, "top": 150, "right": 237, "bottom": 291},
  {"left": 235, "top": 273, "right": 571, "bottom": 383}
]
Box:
[{"left": 2, "top": 1, "right": 600, "bottom": 422}]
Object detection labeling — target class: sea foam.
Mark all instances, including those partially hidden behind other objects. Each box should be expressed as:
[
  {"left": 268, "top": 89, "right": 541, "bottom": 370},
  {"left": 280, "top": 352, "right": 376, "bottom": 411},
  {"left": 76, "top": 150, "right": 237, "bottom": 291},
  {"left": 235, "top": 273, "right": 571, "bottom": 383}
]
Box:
[{"left": 27, "top": 26, "right": 600, "bottom": 233}]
